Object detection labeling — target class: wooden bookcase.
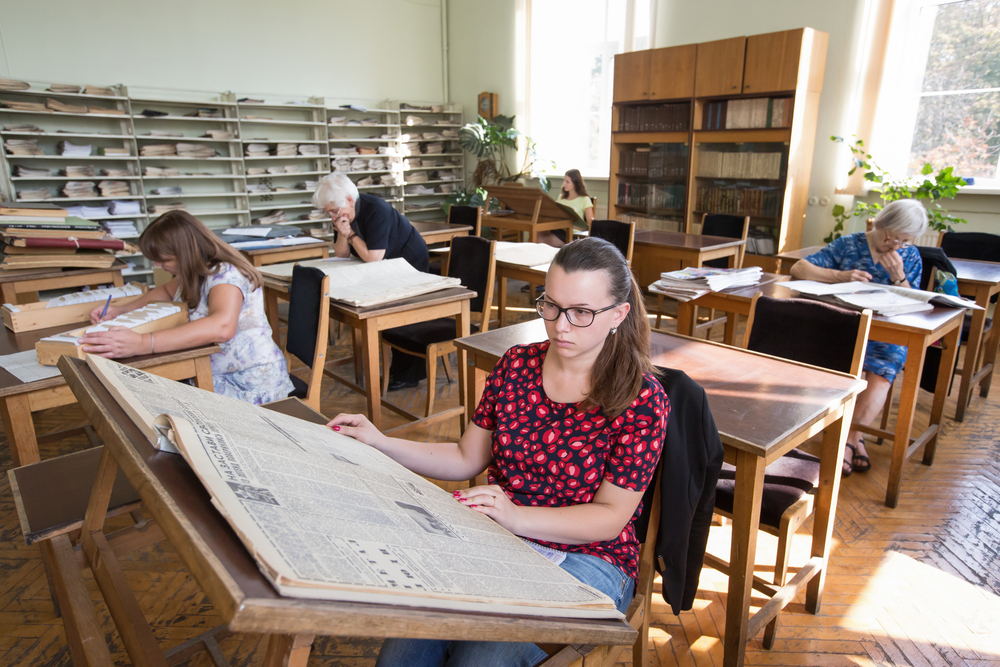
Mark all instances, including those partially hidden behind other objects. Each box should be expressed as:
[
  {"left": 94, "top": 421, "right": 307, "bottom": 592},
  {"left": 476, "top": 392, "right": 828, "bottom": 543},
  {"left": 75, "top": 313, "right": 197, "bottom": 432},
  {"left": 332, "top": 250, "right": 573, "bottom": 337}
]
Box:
[
  {"left": 609, "top": 27, "right": 828, "bottom": 272},
  {"left": 396, "top": 102, "right": 465, "bottom": 223}
]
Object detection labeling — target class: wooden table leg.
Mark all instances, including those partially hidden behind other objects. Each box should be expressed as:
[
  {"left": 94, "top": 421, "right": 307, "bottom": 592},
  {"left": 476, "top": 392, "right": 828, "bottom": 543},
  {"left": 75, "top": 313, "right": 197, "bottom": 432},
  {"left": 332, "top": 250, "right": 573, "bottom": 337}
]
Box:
[
  {"left": 498, "top": 275, "right": 509, "bottom": 328},
  {"left": 675, "top": 302, "right": 695, "bottom": 337},
  {"left": 724, "top": 314, "right": 739, "bottom": 346},
  {"left": 979, "top": 301, "right": 1000, "bottom": 398},
  {"left": 361, "top": 319, "right": 382, "bottom": 429},
  {"left": 806, "top": 400, "right": 853, "bottom": 613},
  {"left": 112, "top": 272, "right": 124, "bottom": 287},
  {"left": 0, "top": 282, "right": 16, "bottom": 305},
  {"left": 456, "top": 302, "right": 471, "bottom": 433},
  {"left": 954, "top": 284, "right": 989, "bottom": 421},
  {"left": 352, "top": 327, "right": 364, "bottom": 385},
  {"left": 723, "top": 449, "right": 766, "bottom": 667},
  {"left": 925, "top": 324, "right": 961, "bottom": 465},
  {"left": 192, "top": 356, "right": 214, "bottom": 392},
  {"left": 0, "top": 394, "right": 39, "bottom": 466},
  {"left": 885, "top": 333, "right": 926, "bottom": 508},
  {"left": 263, "top": 633, "right": 314, "bottom": 667},
  {"left": 264, "top": 286, "right": 281, "bottom": 348}
]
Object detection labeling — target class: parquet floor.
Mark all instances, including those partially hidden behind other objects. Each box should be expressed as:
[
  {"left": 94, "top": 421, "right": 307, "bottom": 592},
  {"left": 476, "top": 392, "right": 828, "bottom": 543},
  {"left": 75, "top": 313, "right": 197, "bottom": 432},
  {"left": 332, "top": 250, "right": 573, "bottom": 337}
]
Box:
[{"left": 1, "top": 289, "right": 999, "bottom": 666}]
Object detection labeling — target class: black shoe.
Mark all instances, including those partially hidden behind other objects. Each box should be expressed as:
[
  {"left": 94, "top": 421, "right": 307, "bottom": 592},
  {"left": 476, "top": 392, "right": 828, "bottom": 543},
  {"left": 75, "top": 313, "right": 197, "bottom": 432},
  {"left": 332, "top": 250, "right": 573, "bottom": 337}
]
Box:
[{"left": 387, "top": 378, "right": 419, "bottom": 391}]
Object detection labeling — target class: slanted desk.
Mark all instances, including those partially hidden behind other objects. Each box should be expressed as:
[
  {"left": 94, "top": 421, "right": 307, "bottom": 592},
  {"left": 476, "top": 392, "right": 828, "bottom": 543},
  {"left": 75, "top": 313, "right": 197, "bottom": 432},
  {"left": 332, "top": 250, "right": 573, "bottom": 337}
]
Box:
[
  {"left": 236, "top": 239, "right": 331, "bottom": 268},
  {"left": 53, "top": 362, "right": 637, "bottom": 667},
  {"left": 0, "top": 321, "right": 217, "bottom": 466},
  {"left": 262, "top": 275, "right": 473, "bottom": 432},
  {"left": 774, "top": 245, "right": 823, "bottom": 274},
  {"left": 951, "top": 258, "right": 1000, "bottom": 421},
  {"left": 0, "top": 261, "right": 126, "bottom": 305},
  {"left": 676, "top": 279, "right": 964, "bottom": 508},
  {"left": 482, "top": 186, "right": 576, "bottom": 243},
  {"left": 454, "top": 319, "right": 865, "bottom": 667}
]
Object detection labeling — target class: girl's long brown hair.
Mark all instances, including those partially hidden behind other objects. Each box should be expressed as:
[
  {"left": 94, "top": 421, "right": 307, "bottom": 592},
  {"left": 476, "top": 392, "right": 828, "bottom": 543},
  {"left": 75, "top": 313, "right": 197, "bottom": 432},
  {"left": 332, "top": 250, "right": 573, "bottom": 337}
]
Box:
[
  {"left": 138, "top": 211, "right": 262, "bottom": 309},
  {"left": 552, "top": 237, "right": 653, "bottom": 420},
  {"left": 560, "top": 168, "right": 589, "bottom": 199}
]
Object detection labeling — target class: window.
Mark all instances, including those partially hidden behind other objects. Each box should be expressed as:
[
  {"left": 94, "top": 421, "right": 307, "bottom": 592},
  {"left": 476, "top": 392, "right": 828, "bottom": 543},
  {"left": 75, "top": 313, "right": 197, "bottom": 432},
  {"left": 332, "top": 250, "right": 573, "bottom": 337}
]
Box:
[
  {"left": 524, "top": 0, "right": 651, "bottom": 178},
  {"left": 874, "top": 0, "right": 1000, "bottom": 186}
]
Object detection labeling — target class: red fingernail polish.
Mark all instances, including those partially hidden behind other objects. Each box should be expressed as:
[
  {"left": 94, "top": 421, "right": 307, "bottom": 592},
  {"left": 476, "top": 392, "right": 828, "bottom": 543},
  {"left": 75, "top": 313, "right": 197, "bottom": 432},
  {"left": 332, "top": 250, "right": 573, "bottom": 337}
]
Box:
[
  {"left": 471, "top": 505, "right": 477, "bottom": 508},
  {"left": 332, "top": 426, "right": 340, "bottom": 431}
]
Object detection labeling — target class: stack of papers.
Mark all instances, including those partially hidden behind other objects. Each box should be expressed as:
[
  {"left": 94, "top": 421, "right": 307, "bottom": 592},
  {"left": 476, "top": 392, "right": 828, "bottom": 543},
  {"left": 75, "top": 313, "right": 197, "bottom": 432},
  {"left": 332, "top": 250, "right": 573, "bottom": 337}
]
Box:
[
  {"left": 649, "top": 267, "right": 763, "bottom": 301},
  {"left": 98, "top": 181, "right": 131, "bottom": 197},
  {"left": 109, "top": 200, "right": 142, "bottom": 216},
  {"left": 57, "top": 141, "right": 92, "bottom": 156}
]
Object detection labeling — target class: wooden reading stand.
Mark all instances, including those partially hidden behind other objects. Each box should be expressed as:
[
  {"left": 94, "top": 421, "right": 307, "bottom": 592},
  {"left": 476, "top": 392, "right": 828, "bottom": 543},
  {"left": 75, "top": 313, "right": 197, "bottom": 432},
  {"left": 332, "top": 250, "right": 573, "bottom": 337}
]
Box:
[{"left": 482, "top": 185, "right": 575, "bottom": 243}]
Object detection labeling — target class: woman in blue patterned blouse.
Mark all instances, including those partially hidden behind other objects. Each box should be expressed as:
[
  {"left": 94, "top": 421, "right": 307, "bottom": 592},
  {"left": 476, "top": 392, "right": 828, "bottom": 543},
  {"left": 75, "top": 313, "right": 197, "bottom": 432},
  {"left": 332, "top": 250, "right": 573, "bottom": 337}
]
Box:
[{"left": 790, "top": 199, "right": 928, "bottom": 476}]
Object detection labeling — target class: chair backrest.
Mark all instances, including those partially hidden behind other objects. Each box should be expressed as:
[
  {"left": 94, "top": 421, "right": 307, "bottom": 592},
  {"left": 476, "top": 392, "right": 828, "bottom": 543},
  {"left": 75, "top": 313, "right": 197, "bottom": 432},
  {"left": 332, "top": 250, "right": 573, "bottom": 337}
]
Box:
[
  {"left": 448, "top": 204, "right": 482, "bottom": 237},
  {"left": 589, "top": 219, "right": 635, "bottom": 262},
  {"left": 701, "top": 213, "right": 750, "bottom": 268},
  {"left": 941, "top": 231, "right": 1000, "bottom": 262},
  {"left": 916, "top": 245, "right": 957, "bottom": 291},
  {"left": 447, "top": 235, "right": 497, "bottom": 330},
  {"left": 743, "top": 294, "right": 872, "bottom": 377},
  {"left": 286, "top": 265, "right": 330, "bottom": 369}
]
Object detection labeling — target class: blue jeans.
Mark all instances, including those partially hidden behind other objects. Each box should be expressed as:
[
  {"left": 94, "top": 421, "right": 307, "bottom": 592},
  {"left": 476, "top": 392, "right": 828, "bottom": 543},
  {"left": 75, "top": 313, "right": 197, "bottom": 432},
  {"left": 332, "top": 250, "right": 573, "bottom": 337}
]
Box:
[{"left": 375, "top": 551, "right": 635, "bottom": 667}]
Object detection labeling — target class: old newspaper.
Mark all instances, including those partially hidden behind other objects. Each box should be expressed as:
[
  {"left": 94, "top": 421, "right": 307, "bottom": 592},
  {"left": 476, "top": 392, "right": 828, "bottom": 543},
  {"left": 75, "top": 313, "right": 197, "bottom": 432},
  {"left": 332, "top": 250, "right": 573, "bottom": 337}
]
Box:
[{"left": 85, "top": 355, "right": 620, "bottom": 619}]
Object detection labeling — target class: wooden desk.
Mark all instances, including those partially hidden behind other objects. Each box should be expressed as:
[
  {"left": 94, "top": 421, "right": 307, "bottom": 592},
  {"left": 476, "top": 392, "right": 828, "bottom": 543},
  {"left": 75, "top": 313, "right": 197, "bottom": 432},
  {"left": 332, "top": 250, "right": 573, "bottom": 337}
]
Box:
[
  {"left": 413, "top": 221, "right": 473, "bottom": 246},
  {"left": 53, "top": 361, "right": 636, "bottom": 667},
  {"left": 677, "top": 280, "right": 964, "bottom": 508},
  {"left": 632, "top": 230, "right": 745, "bottom": 289},
  {"left": 495, "top": 260, "right": 548, "bottom": 328},
  {"left": 0, "top": 262, "right": 126, "bottom": 305},
  {"left": 237, "top": 240, "right": 331, "bottom": 267},
  {"left": 951, "top": 258, "right": 1000, "bottom": 421},
  {"left": 774, "top": 245, "right": 823, "bottom": 274},
  {"left": 482, "top": 186, "right": 575, "bottom": 243},
  {"left": 0, "top": 323, "right": 218, "bottom": 467},
  {"left": 262, "top": 276, "right": 473, "bottom": 432},
  {"left": 454, "top": 320, "right": 865, "bottom": 667}
]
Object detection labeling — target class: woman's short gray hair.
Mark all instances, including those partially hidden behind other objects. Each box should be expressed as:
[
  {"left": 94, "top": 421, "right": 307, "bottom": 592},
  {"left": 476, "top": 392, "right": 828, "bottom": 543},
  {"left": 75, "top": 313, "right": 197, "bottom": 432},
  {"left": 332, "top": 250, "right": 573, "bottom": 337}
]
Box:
[
  {"left": 873, "top": 199, "right": 929, "bottom": 238},
  {"left": 312, "top": 173, "right": 359, "bottom": 210}
]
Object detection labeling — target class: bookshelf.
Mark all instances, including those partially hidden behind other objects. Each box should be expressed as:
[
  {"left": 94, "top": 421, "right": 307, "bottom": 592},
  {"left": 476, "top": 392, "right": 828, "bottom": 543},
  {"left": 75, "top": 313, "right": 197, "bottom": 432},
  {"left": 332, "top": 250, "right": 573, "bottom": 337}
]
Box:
[
  {"left": 608, "top": 28, "right": 828, "bottom": 272},
  {"left": 396, "top": 102, "right": 464, "bottom": 223},
  {"left": 237, "top": 96, "right": 327, "bottom": 227},
  {"left": 326, "top": 101, "right": 403, "bottom": 220}
]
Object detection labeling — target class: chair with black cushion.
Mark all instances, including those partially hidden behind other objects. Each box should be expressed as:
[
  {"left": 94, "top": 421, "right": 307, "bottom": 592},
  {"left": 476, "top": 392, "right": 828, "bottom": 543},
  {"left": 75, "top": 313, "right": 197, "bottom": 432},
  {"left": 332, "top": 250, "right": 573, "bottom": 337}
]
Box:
[
  {"left": 708, "top": 294, "right": 871, "bottom": 648},
  {"left": 285, "top": 265, "right": 331, "bottom": 412},
  {"left": 589, "top": 219, "right": 635, "bottom": 263},
  {"left": 380, "top": 236, "right": 497, "bottom": 418},
  {"left": 694, "top": 213, "right": 751, "bottom": 338}
]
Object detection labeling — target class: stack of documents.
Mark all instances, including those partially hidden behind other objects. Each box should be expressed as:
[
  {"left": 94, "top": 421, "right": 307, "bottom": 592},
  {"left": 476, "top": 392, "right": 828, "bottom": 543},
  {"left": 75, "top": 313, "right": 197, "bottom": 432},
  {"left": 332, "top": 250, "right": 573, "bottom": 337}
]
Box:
[
  {"left": 177, "top": 143, "right": 216, "bottom": 158},
  {"left": 782, "top": 280, "right": 981, "bottom": 317},
  {"left": 62, "top": 181, "right": 98, "bottom": 198},
  {"left": 98, "top": 181, "right": 131, "bottom": 197},
  {"left": 6, "top": 139, "right": 43, "bottom": 155},
  {"left": 649, "top": 266, "right": 763, "bottom": 301},
  {"left": 57, "top": 141, "right": 92, "bottom": 156}
]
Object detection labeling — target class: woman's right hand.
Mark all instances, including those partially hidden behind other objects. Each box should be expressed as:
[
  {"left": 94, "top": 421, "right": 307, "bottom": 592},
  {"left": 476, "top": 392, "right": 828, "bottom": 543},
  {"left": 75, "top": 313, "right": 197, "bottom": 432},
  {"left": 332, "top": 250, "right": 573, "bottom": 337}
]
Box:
[
  {"left": 327, "top": 413, "right": 387, "bottom": 449},
  {"left": 89, "top": 304, "right": 123, "bottom": 324},
  {"left": 836, "top": 268, "right": 873, "bottom": 283}
]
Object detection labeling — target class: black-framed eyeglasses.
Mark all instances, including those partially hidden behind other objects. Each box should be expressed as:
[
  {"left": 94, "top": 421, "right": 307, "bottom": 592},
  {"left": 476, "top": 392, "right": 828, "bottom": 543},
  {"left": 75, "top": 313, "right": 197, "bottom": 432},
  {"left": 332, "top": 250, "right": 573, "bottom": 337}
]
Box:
[{"left": 535, "top": 294, "right": 620, "bottom": 327}]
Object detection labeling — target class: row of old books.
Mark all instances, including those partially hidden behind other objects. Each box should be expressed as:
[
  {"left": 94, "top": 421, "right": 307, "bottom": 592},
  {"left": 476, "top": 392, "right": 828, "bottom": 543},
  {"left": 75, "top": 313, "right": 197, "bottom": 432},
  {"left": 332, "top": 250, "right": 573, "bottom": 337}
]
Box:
[
  {"left": 0, "top": 202, "right": 135, "bottom": 270},
  {"left": 746, "top": 229, "right": 777, "bottom": 256},
  {"left": 615, "top": 212, "right": 682, "bottom": 233},
  {"left": 245, "top": 143, "right": 321, "bottom": 157},
  {"left": 702, "top": 97, "right": 793, "bottom": 131},
  {"left": 697, "top": 151, "right": 783, "bottom": 180},
  {"left": 140, "top": 143, "right": 218, "bottom": 158},
  {"left": 246, "top": 165, "right": 306, "bottom": 175},
  {"left": 17, "top": 182, "right": 134, "bottom": 200},
  {"left": 13, "top": 165, "right": 131, "bottom": 178},
  {"left": 616, "top": 182, "right": 685, "bottom": 212},
  {"left": 695, "top": 185, "right": 782, "bottom": 218},
  {"left": 617, "top": 103, "right": 690, "bottom": 133},
  {"left": 618, "top": 146, "right": 688, "bottom": 178}
]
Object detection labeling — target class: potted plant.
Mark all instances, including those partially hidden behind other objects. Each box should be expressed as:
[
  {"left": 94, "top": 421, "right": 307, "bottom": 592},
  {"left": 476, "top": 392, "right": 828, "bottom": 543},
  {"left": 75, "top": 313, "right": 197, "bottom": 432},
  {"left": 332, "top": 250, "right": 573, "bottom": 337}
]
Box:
[{"left": 825, "top": 136, "right": 968, "bottom": 243}]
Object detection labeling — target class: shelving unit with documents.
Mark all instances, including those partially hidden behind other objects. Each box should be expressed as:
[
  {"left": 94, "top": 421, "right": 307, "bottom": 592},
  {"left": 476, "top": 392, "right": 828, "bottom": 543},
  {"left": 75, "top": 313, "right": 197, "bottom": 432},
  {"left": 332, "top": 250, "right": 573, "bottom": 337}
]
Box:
[
  {"left": 326, "top": 102, "right": 403, "bottom": 217},
  {"left": 398, "top": 103, "right": 464, "bottom": 223},
  {"left": 237, "top": 97, "right": 327, "bottom": 228}
]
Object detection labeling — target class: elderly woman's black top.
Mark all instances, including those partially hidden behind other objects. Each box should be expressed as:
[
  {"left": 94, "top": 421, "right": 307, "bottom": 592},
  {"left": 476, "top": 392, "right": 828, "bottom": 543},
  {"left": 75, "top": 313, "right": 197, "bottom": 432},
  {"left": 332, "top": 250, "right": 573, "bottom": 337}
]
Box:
[{"left": 348, "top": 194, "right": 429, "bottom": 272}]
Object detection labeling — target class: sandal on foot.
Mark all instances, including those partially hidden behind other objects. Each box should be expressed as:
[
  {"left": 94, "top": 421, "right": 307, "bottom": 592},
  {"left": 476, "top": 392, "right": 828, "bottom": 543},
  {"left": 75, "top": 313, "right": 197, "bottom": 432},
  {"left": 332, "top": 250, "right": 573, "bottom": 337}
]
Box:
[
  {"left": 842, "top": 443, "right": 855, "bottom": 478},
  {"left": 851, "top": 440, "right": 872, "bottom": 473}
]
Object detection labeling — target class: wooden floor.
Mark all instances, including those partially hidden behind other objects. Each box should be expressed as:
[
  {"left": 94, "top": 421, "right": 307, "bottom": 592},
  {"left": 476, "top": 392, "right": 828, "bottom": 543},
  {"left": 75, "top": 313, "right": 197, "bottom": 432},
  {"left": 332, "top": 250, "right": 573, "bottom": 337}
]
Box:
[{"left": 2, "top": 289, "right": 1000, "bottom": 666}]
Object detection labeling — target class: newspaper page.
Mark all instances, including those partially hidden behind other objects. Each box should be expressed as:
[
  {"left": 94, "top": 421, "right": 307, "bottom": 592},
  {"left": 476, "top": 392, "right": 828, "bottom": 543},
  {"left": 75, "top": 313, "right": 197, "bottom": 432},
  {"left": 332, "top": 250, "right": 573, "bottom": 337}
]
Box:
[
  {"left": 84, "top": 355, "right": 620, "bottom": 619},
  {"left": 260, "top": 257, "right": 363, "bottom": 280},
  {"left": 784, "top": 280, "right": 982, "bottom": 311},
  {"left": 320, "top": 258, "right": 462, "bottom": 307}
]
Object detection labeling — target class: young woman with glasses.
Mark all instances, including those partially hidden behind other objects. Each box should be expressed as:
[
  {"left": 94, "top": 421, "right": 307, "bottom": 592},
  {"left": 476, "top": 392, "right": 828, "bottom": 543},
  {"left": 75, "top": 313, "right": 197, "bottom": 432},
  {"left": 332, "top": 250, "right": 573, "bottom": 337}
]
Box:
[
  {"left": 789, "top": 198, "right": 929, "bottom": 477},
  {"left": 328, "top": 237, "right": 668, "bottom": 667}
]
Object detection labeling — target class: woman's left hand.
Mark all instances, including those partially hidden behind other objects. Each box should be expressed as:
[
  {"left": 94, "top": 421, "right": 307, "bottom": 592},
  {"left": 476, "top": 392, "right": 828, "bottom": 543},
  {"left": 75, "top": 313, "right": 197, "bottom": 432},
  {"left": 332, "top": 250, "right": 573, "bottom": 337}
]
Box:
[
  {"left": 333, "top": 216, "right": 352, "bottom": 237},
  {"left": 455, "top": 485, "right": 521, "bottom": 532},
  {"left": 79, "top": 327, "right": 146, "bottom": 358},
  {"left": 877, "top": 249, "right": 907, "bottom": 283}
]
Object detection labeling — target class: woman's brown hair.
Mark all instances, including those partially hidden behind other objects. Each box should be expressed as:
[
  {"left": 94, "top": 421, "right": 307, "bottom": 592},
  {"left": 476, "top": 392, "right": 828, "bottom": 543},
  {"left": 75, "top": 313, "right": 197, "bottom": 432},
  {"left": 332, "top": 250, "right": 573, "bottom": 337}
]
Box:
[
  {"left": 560, "top": 168, "right": 589, "bottom": 199},
  {"left": 551, "top": 236, "right": 653, "bottom": 420},
  {"left": 138, "top": 211, "right": 263, "bottom": 309}
]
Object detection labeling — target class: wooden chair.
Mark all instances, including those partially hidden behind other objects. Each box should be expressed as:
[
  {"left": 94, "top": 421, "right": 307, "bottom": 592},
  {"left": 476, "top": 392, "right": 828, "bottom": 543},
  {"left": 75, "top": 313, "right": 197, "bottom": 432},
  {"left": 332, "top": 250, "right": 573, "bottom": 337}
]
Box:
[
  {"left": 590, "top": 219, "right": 635, "bottom": 263},
  {"left": 707, "top": 293, "right": 871, "bottom": 648},
  {"left": 695, "top": 213, "right": 751, "bottom": 338},
  {"left": 285, "top": 265, "right": 331, "bottom": 412},
  {"left": 447, "top": 204, "right": 482, "bottom": 237},
  {"left": 380, "top": 236, "right": 497, "bottom": 417}
]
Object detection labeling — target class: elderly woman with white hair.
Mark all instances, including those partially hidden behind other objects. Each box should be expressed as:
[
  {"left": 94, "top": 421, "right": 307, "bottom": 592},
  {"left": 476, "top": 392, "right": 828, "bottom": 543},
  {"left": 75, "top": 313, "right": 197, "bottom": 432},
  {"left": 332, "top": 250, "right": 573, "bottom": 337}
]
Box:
[
  {"left": 312, "top": 173, "right": 429, "bottom": 272},
  {"left": 790, "top": 198, "right": 928, "bottom": 477}
]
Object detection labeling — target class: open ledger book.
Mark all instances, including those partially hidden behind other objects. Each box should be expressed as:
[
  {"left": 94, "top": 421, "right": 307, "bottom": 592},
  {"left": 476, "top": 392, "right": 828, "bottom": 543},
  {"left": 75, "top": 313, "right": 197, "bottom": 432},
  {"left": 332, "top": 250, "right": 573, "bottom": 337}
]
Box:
[
  {"left": 782, "top": 280, "right": 983, "bottom": 317},
  {"left": 85, "top": 355, "right": 620, "bottom": 619}
]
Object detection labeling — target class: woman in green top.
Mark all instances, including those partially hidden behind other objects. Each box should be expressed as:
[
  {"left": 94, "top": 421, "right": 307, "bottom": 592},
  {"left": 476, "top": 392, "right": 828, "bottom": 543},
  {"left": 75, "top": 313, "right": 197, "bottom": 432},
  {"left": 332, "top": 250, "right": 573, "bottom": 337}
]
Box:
[{"left": 539, "top": 169, "right": 595, "bottom": 248}]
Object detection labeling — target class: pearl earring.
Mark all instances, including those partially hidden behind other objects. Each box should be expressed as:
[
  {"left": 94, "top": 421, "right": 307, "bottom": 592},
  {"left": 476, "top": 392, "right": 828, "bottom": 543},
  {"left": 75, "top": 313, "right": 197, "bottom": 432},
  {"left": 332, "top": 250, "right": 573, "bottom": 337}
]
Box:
[{"left": 610, "top": 326, "right": 618, "bottom": 335}]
